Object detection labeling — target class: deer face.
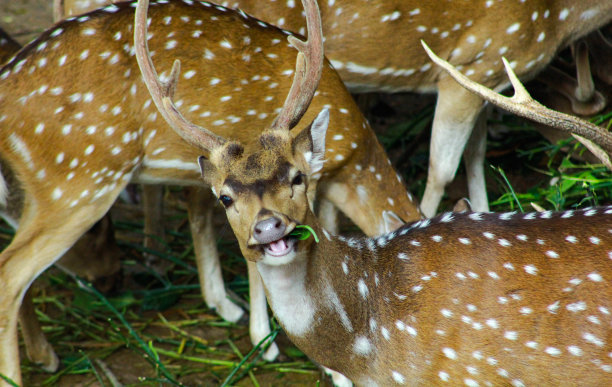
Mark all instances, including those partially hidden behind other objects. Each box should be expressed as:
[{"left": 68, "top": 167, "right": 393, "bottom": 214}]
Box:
[{"left": 201, "top": 109, "right": 329, "bottom": 263}]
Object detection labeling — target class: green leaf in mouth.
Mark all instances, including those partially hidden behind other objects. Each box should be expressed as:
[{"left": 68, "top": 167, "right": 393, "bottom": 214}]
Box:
[{"left": 288, "top": 224, "right": 319, "bottom": 243}]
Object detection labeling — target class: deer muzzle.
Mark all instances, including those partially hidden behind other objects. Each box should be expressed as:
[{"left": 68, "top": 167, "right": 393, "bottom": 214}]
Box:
[
  {"left": 253, "top": 216, "right": 286, "bottom": 244},
  {"left": 250, "top": 215, "right": 299, "bottom": 258}
]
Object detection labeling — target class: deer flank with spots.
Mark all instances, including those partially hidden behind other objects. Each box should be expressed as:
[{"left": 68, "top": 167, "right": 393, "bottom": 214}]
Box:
[{"left": 131, "top": 1, "right": 612, "bottom": 386}]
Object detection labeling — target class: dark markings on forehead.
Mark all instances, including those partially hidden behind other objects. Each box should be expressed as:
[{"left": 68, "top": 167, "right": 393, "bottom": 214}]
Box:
[
  {"left": 219, "top": 142, "right": 245, "bottom": 170},
  {"left": 243, "top": 149, "right": 287, "bottom": 176},
  {"left": 246, "top": 153, "right": 263, "bottom": 171},
  {"left": 224, "top": 161, "right": 292, "bottom": 198},
  {"left": 226, "top": 143, "right": 244, "bottom": 159},
  {"left": 260, "top": 133, "right": 283, "bottom": 150}
]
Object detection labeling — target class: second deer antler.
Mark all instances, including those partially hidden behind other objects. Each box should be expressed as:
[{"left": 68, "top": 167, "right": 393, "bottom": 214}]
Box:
[
  {"left": 422, "top": 41, "right": 612, "bottom": 170},
  {"left": 270, "top": 0, "right": 324, "bottom": 131}
]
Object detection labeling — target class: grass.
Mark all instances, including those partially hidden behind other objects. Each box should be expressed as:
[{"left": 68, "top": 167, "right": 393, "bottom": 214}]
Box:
[
  {"left": 377, "top": 98, "right": 612, "bottom": 213},
  {"left": 7, "top": 93, "right": 612, "bottom": 386},
  {"left": 15, "top": 214, "right": 319, "bottom": 386}
]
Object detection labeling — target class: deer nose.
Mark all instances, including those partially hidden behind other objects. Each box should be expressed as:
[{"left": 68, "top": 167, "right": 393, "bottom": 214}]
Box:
[{"left": 254, "top": 217, "right": 286, "bottom": 244}]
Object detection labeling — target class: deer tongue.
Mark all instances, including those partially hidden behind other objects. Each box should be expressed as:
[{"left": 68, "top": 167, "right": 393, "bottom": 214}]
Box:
[
  {"left": 264, "top": 237, "right": 297, "bottom": 257},
  {"left": 268, "top": 238, "right": 289, "bottom": 254}
]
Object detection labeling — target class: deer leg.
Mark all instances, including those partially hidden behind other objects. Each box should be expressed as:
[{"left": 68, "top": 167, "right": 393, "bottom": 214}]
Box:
[
  {"left": 462, "top": 107, "right": 489, "bottom": 212},
  {"left": 420, "top": 78, "right": 484, "bottom": 217},
  {"left": 247, "top": 260, "right": 280, "bottom": 361},
  {"left": 18, "top": 212, "right": 123, "bottom": 373},
  {"left": 0, "top": 197, "right": 118, "bottom": 386},
  {"left": 186, "top": 187, "right": 243, "bottom": 323},
  {"left": 142, "top": 184, "right": 167, "bottom": 271},
  {"left": 18, "top": 289, "right": 59, "bottom": 373},
  {"left": 0, "top": 298, "right": 21, "bottom": 386},
  {"left": 323, "top": 366, "right": 353, "bottom": 387},
  {"left": 587, "top": 30, "right": 612, "bottom": 85},
  {"left": 317, "top": 197, "right": 339, "bottom": 234}
]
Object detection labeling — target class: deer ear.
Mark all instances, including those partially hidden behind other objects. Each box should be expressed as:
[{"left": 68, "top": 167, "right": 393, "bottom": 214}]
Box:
[
  {"left": 197, "top": 156, "right": 216, "bottom": 185},
  {"left": 452, "top": 198, "right": 472, "bottom": 213},
  {"left": 382, "top": 210, "right": 405, "bottom": 233},
  {"left": 293, "top": 108, "right": 329, "bottom": 175}
]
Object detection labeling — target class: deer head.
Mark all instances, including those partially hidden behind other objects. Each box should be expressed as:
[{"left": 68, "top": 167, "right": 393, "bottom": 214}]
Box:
[
  {"left": 134, "top": 0, "right": 328, "bottom": 263},
  {"left": 203, "top": 110, "right": 329, "bottom": 262}
]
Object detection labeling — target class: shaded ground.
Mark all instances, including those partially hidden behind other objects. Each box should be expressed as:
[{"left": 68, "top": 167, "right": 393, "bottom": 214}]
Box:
[{"left": 0, "top": 1, "right": 611, "bottom": 386}]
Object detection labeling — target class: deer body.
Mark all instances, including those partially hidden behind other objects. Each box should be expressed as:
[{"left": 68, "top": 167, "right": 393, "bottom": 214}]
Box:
[
  {"left": 224, "top": 1, "right": 612, "bottom": 92},
  {"left": 220, "top": 0, "right": 612, "bottom": 216},
  {"left": 0, "top": 26, "right": 123, "bottom": 375},
  {"left": 256, "top": 208, "right": 612, "bottom": 386},
  {"left": 0, "top": 1, "right": 419, "bottom": 383},
  {"left": 130, "top": 0, "right": 612, "bottom": 385}
]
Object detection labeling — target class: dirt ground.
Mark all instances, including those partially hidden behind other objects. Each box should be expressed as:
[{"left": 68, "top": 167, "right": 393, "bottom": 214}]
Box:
[
  {"left": 0, "top": 0, "right": 53, "bottom": 43},
  {"left": 0, "top": 1, "right": 610, "bottom": 387}
]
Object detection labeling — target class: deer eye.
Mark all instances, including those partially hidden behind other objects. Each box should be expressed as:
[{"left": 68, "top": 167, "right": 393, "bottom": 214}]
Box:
[
  {"left": 219, "top": 195, "right": 233, "bottom": 208},
  {"left": 291, "top": 173, "right": 305, "bottom": 186}
]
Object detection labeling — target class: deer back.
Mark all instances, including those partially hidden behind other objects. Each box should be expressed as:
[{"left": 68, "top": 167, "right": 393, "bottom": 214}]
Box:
[
  {"left": 222, "top": 0, "right": 612, "bottom": 92},
  {"left": 0, "top": 1, "right": 419, "bottom": 233}
]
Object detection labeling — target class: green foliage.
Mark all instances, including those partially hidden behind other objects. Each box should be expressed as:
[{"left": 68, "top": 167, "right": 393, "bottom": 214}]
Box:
[
  {"left": 289, "top": 224, "right": 320, "bottom": 243},
  {"left": 490, "top": 126, "right": 612, "bottom": 212}
]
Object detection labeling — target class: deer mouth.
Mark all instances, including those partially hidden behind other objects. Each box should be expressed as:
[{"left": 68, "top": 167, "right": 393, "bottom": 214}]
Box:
[{"left": 263, "top": 236, "right": 297, "bottom": 257}]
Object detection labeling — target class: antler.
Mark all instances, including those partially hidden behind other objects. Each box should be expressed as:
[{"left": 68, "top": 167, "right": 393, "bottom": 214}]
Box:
[
  {"left": 134, "top": 0, "right": 226, "bottom": 153},
  {"left": 421, "top": 41, "right": 612, "bottom": 170},
  {"left": 270, "top": 0, "right": 324, "bottom": 131}
]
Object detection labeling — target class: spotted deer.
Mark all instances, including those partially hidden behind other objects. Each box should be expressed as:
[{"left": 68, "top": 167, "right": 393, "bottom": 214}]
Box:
[
  {"left": 0, "top": 27, "right": 123, "bottom": 375},
  {"left": 199, "top": 0, "right": 612, "bottom": 217},
  {"left": 51, "top": 0, "right": 420, "bottom": 367},
  {"left": 137, "top": 0, "right": 612, "bottom": 384},
  {"left": 50, "top": 0, "right": 612, "bottom": 216},
  {"left": 0, "top": 0, "right": 420, "bottom": 384}
]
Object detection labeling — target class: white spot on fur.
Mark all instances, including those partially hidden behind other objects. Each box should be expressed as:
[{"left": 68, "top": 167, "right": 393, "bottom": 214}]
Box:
[
  {"left": 358, "top": 278, "right": 369, "bottom": 299},
  {"left": 353, "top": 336, "right": 372, "bottom": 356},
  {"left": 442, "top": 347, "right": 457, "bottom": 360},
  {"left": 392, "top": 371, "right": 405, "bottom": 384}
]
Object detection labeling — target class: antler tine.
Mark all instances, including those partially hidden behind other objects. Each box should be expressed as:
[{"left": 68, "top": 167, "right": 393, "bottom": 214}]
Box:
[
  {"left": 134, "top": 0, "right": 226, "bottom": 153},
  {"left": 421, "top": 40, "right": 612, "bottom": 169},
  {"left": 271, "top": 0, "right": 324, "bottom": 131}
]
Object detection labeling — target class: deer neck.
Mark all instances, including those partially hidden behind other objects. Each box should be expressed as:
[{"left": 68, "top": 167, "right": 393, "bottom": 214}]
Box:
[
  {"left": 255, "top": 210, "right": 335, "bottom": 335},
  {"left": 256, "top": 209, "right": 385, "bottom": 379}
]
